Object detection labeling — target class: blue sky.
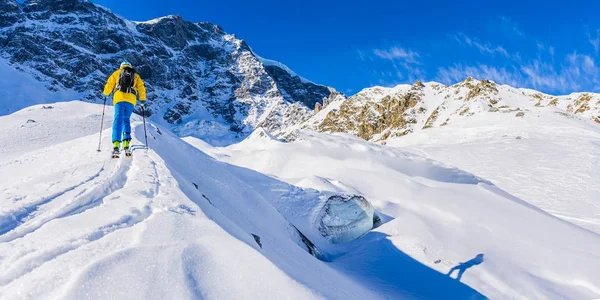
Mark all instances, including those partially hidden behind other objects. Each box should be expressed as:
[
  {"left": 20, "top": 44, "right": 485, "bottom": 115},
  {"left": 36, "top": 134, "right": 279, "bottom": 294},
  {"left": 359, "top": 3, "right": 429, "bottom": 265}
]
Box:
[{"left": 94, "top": 0, "right": 600, "bottom": 95}]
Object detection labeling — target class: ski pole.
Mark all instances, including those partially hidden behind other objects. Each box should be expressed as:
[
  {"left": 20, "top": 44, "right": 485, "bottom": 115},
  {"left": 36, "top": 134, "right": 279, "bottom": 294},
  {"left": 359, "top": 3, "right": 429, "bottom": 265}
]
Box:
[
  {"left": 141, "top": 105, "right": 149, "bottom": 149},
  {"left": 97, "top": 96, "right": 107, "bottom": 152}
]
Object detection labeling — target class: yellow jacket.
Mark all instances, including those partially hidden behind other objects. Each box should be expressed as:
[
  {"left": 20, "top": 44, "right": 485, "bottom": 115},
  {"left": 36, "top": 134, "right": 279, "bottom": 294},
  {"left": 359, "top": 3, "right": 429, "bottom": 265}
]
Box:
[{"left": 103, "top": 66, "right": 147, "bottom": 106}]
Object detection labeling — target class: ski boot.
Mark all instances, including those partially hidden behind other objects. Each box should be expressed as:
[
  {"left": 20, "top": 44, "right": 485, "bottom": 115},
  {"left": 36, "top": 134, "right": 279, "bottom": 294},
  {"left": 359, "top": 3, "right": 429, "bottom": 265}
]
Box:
[
  {"left": 123, "top": 139, "right": 132, "bottom": 158},
  {"left": 112, "top": 141, "right": 120, "bottom": 159}
]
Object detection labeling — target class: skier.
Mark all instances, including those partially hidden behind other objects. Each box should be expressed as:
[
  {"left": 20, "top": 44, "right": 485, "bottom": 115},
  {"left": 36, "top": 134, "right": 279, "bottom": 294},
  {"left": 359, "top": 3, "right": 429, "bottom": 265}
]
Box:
[{"left": 103, "top": 61, "right": 147, "bottom": 158}]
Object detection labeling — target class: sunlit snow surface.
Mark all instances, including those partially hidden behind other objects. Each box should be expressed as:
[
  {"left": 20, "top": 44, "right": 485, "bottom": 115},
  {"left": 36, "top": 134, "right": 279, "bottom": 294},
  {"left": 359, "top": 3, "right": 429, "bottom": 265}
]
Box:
[
  {"left": 0, "top": 101, "right": 598, "bottom": 299},
  {"left": 188, "top": 127, "right": 600, "bottom": 299}
]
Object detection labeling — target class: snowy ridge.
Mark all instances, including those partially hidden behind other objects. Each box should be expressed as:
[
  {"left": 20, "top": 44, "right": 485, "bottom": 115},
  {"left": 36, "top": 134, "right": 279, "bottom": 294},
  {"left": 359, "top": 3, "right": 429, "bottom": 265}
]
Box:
[
  {"left": 133, "top": 15, "right": 180, "bottom": 25},
  {"left": 255, "top": 53, "right": 314, "bottom": 85},
  {"left": 293, "top": 77, "right": 600, "bottom": 143}
]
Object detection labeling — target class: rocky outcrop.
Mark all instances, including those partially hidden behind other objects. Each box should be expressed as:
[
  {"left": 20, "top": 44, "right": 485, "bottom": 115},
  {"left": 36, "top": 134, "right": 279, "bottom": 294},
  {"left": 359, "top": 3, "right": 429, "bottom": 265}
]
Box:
[
  {"left": 465, "top": 79, "right": 498, "bottom": 101},
  {"left": 568, "top": 93, "right": 593, "bottom": 114},
  {"left": 263, "top": 65, "right": 332, "bottom": 108},
  {"left": 317, "top": 82, "right": 424, "bottom": 141},
  {"left": 0, "top": 0, "right": 21, "bottom": 27}
]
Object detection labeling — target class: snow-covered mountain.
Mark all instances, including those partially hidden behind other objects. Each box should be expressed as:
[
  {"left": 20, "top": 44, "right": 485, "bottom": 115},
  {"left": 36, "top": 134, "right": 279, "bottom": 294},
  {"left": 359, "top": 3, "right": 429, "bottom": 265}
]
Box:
[
  {"left": 292, "top": 77, "right": 600, "bottom": 143},
  {"left": 3, "top": 0, "right": 600, "bottom": 148},
  {"left": 0, "top": 0, "right": 338, "bottom": 144}
]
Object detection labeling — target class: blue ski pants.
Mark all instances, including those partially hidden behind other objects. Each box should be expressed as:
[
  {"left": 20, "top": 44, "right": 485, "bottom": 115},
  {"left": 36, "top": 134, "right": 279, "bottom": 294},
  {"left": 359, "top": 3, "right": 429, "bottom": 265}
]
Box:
[{"left": 112, "top": 102, "right": 134, "bottom": 142}]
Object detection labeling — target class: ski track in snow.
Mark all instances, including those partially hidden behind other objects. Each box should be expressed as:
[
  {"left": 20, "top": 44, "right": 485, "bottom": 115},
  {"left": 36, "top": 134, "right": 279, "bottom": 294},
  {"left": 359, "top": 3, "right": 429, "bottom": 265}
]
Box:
[
  {"left": 0, "top": 131, "right": 157, "bottom": 290},
  {"left": 0, "top": 158, "right": 131, "bottom": 244},
  {"left": 0, "top": 104, "right": 165, "bottom": 298},
  {"left": 0, "top": 171, "right": 102, "bottom": 236}
]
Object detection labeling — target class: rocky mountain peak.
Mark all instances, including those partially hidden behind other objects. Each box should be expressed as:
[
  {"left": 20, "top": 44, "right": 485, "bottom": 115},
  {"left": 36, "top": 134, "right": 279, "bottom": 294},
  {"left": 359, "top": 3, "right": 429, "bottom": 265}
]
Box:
[
  {"left": 412, "top": 80, "right": 425, "bottom": 89},
  {"left": 0, "top": 0, "right": 18, "bottom": 7},
  {"left": 0, "top": 0, "right": 21, "bottom": 26},
  {"left": 463, "top": 76, "right": 475, "bottom": 83},
  {"left": 466, "top": 78, "right": 498, "bottom": 100},
  {"left": 22, "top": 0, "right": 93, "bottom": 12},
  {"left": 322, "top": 89, "right": 345, "bottom": 108},
  {"left": 137, "top": 15, "right": 206, "bottom": 50},
  {"left": 196, "top": 22, "right": 226, "bottom": 35}
]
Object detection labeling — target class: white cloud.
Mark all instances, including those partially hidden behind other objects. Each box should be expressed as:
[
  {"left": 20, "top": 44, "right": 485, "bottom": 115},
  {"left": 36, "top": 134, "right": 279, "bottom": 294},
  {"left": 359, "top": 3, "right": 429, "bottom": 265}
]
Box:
[
  {"left": 357, "top": 50, "right": 366, "bottom": 61},
  {"left": 436, "top": 52, "right": 600, "bottom": 93},
  {"left": 535, "top": 42, "right": 555, "bottom": 60},
  {"left": 373, "top": 46, "right": 420, "bottom": 64},
  {"left": 367, "top": 24, "right": 599, "bottom": 93},
  {"left": 366, "top": 45, "right": 425, "bottom": 84},
  {"left": 499, "top": 16, "right": 525, "bottom": 37},
  {"left": 452, "top": 33, "right": 509, "bottom": 57},
  {"left": 437, "top": 64, "right": 521, "bottom": 87},
  {"left": 587, "top": 30, "right": 600, "bottom": 54}
]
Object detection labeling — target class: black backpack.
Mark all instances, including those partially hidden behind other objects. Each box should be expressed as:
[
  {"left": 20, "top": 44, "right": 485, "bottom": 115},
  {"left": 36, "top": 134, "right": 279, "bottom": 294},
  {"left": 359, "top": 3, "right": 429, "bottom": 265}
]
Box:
[{"left": 116, "top": 66, "right": 136, "bottom": 94}]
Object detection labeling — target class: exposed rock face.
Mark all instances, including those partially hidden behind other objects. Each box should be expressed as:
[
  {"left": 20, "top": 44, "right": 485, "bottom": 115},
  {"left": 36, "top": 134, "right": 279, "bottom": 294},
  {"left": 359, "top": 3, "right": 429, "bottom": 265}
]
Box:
[
  {"left": 263, "top": 65, "right": 332, "bottom": 108},
  {"left": 568, "top": 93, "right": 593, "bottom": 114},
  {"left": 314, "top": 102, "right": 322, "bottom": 113},
  {"left": 466, "top": 79, "right": 498, "bottom": 101},
  {"left": 313, "top": 81, "right": 432, "bottom": 141},
  {"left": 0, "top": 0, "right": 337, "bottom": 141},
  {"left": 0, "top": 0, "right": 22, "bottom": 27}
]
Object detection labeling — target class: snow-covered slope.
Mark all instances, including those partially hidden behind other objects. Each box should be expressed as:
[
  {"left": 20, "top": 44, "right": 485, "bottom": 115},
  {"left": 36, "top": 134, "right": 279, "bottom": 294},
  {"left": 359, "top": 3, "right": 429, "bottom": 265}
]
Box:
[
  {"left": 387, "top": 104, "right": 600, "bottom": 234},
  {"left": 0, "top": 58, "right": 77, "bottom": 115},
  {"left": 0, "top": 101, "right": 484, "bottom": 299},
  {"left": 186, "top": 129, "right": 600, "bottom": 299}
]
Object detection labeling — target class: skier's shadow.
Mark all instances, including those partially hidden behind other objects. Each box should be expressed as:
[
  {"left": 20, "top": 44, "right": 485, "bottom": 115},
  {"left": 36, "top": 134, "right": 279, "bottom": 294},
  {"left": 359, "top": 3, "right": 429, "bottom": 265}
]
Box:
[
  {"left": 447, "top": 253, "right": 485, "bottom": 281},
  {"left": 330, "top": 232, "right": 486, "bottom": 299}
]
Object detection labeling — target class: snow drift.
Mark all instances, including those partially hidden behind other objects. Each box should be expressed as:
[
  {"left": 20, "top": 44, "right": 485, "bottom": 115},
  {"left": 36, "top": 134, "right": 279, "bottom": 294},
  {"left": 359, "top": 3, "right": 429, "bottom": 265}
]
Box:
[{"left": 188, "top": 128, "right": 600, "bottom": 299}]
